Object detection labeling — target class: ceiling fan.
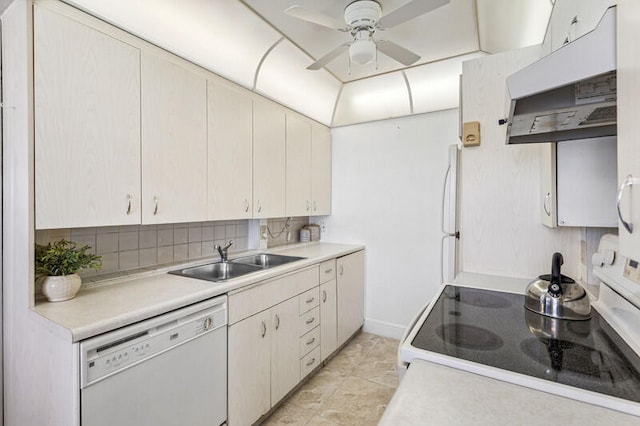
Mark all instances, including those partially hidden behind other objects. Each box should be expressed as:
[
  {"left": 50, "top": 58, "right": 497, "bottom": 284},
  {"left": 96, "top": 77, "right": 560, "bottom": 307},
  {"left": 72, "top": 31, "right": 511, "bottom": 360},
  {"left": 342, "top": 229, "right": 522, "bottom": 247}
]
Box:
[{"left": 285, "top": 0, "right": 450, "bottom": 70}]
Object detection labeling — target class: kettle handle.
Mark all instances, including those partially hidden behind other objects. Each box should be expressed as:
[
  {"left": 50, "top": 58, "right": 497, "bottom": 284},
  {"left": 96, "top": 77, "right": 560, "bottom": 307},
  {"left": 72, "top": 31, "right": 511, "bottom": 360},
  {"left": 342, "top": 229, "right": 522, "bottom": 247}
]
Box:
[{"left": 549, "top": 253, "right": 564, "bottom": 297}]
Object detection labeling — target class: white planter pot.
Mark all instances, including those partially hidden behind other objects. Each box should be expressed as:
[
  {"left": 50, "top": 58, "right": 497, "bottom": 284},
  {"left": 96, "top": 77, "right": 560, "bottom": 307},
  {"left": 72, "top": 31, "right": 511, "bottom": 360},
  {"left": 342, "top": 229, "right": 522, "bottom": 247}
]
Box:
[{"left": 41, "top": 273, "right": 82, "bottom": 302}]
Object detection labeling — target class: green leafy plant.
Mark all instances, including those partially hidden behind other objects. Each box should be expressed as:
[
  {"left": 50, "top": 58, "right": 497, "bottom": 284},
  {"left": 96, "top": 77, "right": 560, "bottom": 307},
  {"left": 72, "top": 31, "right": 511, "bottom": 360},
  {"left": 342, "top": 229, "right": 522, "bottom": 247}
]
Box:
[{"left": 35, "top": 240, "right": 102, "bottom": 276}]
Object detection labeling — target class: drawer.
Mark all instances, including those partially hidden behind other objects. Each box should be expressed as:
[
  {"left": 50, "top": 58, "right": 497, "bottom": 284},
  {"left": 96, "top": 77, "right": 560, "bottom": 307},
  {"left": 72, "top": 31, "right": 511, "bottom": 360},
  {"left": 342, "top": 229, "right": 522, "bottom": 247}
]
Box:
[
  {"left": 299, "top": 287, "right": 319, "bottom": 314},
  {"left": 319, "top": 259, "right": 336, "bottom": 284},
  {"left": 300, "top": 346, "right": 321, "bottom": 378},
  {"left": 299, "top": 306, "right": 320, "bottom": 336},
  {"left": 299, "top": 326, "right": 320, "bottom": 358}
]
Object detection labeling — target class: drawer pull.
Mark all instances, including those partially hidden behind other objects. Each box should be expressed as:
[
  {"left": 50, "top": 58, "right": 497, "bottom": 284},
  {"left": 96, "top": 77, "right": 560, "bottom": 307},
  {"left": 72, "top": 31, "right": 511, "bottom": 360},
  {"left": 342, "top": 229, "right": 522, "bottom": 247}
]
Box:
[
  {"left": 261, "top": 321, "right": 267, "bottom": 338},
  {"left": 324, "top": 268, "right": 333, "bottom": 274},
  {"left": 306, "top": 337, "right": 316, "bottom": 346},
  {"left": 275, "top": 314, "right": 280, "bottom": 330},
  {"left": 153, "top": 196, "right": 159, "bottom": 216},
  {"left": 305, "top": 297, "right": 315, "bottom": 304},
  {"left": 305, "top": 317, "right": 315, "bottom": 325},
  {"left": 322, "top": 290, "right": 327, "bottom": 303},
  {"left": 305, "top": 357, "right": 316, "bottom": 367}
]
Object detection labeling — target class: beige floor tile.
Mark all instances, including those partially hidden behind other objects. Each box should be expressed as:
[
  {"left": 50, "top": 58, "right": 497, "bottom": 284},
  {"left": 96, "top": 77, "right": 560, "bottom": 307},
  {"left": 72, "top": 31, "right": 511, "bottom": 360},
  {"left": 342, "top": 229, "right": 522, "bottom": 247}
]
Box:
[
  {"left": 260, "top": 401, "right": 315, "bottom": 426},
  {"left": 289, "top": 367, "right": 349, "bottom": 411},
  {"left": 353, "top": 337, "right": 400, "bottom": 389},
  {"left": 305, "top": 415, "right": 340, "bottom": 425},
  {"left": 316, "top": 376, "right": 396, "bottom": 426},
  {"left": 325, "top": 333, "right": 379, "bottom": 374}
]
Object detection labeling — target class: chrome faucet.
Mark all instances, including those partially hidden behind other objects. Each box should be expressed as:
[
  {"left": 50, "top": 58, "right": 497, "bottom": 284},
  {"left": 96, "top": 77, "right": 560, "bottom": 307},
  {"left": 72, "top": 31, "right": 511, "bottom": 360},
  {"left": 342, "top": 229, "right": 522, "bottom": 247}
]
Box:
[{"left": 215, "top": 240, "right": 233, "bottom": 262}]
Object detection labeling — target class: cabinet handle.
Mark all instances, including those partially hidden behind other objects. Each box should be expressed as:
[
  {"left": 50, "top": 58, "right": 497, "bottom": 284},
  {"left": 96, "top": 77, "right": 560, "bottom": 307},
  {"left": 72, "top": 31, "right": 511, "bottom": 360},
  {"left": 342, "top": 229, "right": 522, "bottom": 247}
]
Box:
[
  {"left": 324, "top": 268, "right": 333, "bottom": 274},
  {"left": 244, "top": 198, "right": 249, "bottom": 213},
  {"left": 617, "top": 175, "right": 639, "bottom": 234},
  {"left": 322, "top": 290, "right": 327, "bottom": 303},
  {"left": 153, "top": 196, "right": 159, "bottom": 216},
  {"left": 305, "top": 357, "right": 316, "bottom": 367},
  {"left": 261, "top": 320, "right": 267, "bottom": 338},
  {"left": 305, "top": 317, "right": 315, "bottom": 325},
  {"left": 305, "top": 297, "right": 315, "bottom": 304},
  {"left": 306, "top": 200, "right": 310, "bottom": 211},
  {"left": 257, "top": 200, "right": 262, "bottom": 213},
  {"left": 313, "top": 201, "right": 317, "bottom": 212},
  {"left": 543, "top": 193, "right": 551, "bottom": 217},
  {"left": 126, "top": 194, "right": 132, "bottom": 215},
  {"left": 275, "top": 314, "right": 280, "bottom": 330},
  {"left": 306, "top": 337, "right": 316, "bottom": 346},
  {"left": 339, "top": 265, "right": 344, "bottom": 276}
]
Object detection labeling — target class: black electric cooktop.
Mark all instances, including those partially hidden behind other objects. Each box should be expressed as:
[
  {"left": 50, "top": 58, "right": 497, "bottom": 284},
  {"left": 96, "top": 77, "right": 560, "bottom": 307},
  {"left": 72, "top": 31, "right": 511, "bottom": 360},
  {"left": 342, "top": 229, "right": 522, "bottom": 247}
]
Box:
[{"left": 411, "top": 285, "right": 640, "bottom": 403}]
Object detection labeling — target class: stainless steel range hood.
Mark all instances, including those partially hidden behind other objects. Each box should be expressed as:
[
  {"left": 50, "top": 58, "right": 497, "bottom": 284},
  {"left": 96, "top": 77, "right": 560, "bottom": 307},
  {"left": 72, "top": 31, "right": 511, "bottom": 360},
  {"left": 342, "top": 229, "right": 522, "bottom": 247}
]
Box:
[{"left": 505, "top": 6, "right": 616, "bottom": 145}]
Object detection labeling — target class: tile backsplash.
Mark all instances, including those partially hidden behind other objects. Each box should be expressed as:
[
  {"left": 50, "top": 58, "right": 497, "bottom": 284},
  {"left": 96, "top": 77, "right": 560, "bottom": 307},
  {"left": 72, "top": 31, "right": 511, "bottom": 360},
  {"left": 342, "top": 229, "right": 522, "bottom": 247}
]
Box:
[
  {"left": 35, "top": 217, "right": 312, "bottom": 281},
  {"left": 266, "top": 217, "right": 309, "bottom": 247},
  {"left": 35, "top": 220, "right": 250, "bottom": 278}
]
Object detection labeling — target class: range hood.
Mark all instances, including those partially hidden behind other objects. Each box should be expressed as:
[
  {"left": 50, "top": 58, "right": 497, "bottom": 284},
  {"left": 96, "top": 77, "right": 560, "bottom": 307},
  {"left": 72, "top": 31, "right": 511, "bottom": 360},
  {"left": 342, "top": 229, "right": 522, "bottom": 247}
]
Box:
[{"left": 505, "top": 6, "right": 616, "bottom": 145}]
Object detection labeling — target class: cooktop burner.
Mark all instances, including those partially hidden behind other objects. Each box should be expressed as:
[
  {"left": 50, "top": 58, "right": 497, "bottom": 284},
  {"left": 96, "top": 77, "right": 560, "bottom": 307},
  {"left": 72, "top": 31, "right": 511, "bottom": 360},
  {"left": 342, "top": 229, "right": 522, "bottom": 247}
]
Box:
[
  {"left": 411, "top": 285, "right": 640, "bottom": 404},
  {"left": 436, "top": 324, "right": 504, "bottom": 351}
]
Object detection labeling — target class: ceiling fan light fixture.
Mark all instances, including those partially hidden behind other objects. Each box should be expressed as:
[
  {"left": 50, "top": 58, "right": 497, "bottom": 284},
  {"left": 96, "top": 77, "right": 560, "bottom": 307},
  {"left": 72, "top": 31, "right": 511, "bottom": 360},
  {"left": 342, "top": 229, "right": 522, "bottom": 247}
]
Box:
[{"left": 349, "top": 30, "right": 376, "bottom": 65}]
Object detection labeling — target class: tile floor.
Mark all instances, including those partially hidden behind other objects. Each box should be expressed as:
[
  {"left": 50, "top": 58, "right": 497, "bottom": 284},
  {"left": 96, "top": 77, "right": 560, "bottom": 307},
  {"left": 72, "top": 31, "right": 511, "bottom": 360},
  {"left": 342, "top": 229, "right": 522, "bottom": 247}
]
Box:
[{"left": 261, "top": 332, "right": 400, "bottom": 426}]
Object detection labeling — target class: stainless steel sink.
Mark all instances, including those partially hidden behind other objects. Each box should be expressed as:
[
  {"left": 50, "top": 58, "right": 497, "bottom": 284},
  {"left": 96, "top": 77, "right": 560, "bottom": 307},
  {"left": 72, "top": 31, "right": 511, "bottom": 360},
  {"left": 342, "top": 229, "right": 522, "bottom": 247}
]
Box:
[
  {"left": 169, "top": 253, "right": 305, "bottom": 283},
  {"left": 169, "top": 261, "right": 262, "bottom": 283},
  {"left": 231, "top": 253, "right": 305, "bottom": 268}
]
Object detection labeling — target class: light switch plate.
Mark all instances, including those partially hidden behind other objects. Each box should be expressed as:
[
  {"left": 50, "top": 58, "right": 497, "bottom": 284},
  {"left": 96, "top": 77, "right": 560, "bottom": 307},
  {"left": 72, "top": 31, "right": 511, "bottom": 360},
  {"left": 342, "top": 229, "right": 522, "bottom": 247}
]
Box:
[{"left": 462, "top": 121, "right": 481, "bottom": 147}]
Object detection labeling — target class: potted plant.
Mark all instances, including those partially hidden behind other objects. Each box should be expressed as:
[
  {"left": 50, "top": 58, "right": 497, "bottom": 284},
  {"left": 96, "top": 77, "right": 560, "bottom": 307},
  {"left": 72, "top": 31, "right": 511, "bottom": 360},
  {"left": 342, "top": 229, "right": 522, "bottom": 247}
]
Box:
[{"left": 35, "top": 240, "right": 102, "bottom": 302}]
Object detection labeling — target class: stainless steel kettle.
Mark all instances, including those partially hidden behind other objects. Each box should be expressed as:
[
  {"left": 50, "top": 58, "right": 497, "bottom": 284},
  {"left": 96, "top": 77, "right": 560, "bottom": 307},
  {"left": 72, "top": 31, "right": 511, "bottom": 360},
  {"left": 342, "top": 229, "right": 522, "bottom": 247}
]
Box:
[{"left": 524, "top": 252, "right": 591, "bottom": 320}]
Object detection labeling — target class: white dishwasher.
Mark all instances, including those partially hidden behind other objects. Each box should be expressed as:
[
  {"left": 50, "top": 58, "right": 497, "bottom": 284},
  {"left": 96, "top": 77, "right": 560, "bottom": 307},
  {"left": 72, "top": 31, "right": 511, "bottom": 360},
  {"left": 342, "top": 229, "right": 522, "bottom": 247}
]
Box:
[{"left": 80, "top": 295, "right": 227, "bottom": 426}]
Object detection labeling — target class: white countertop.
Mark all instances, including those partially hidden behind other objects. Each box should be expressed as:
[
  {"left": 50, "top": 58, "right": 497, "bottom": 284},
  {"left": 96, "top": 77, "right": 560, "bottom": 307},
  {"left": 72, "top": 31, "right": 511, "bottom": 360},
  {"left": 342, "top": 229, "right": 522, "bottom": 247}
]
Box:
[
  {"left": 380, "top": 359, "right": 640, "bottom": 425},
  {"left": 33, "top": 242, "right": 363, "bottom": 342}
]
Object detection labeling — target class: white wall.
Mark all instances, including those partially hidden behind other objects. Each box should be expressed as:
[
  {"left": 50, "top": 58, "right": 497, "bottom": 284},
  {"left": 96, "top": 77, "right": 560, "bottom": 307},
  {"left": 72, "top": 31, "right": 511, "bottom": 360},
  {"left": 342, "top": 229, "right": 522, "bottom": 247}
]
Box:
[{"left": 316, "top": 110, "right": 459, "bottom": 339}]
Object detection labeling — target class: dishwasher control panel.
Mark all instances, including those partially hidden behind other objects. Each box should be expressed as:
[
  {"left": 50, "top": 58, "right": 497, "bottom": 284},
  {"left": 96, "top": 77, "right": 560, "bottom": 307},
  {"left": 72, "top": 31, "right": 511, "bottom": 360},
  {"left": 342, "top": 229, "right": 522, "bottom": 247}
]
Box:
[{"left": 80, "top": 296, "right": 227, "bottom": 388}]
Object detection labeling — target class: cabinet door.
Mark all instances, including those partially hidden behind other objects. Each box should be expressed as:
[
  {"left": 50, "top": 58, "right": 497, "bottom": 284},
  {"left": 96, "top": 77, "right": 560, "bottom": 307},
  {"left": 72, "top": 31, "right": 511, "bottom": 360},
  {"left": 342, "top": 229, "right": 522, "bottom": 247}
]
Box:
[
  {"left": 34, "top": 6, "right": 141, "bottom": 228},
  {"left": 311, "top": 124, "right": 332, "bottom": 216},
  {"left": 228, "top": 310, "right": 271, "bottom": 426},
  {"left": 208, "top": 82, "right": 253, "bottom": 220},
  {"left": 253, "top": 101, "right": 286, "bottom": 218},
  {"left": 618, "top": 0, "right": 640, "bottom": 261},
  {"left": 141, "top": 53, "right": 207, "bottom": 224},
  {"left": 337, "top": 250, "right": 365, "bottom": 346},
  {"left": 286, "top": 114, "right": 312, "bottom": 216},
  {"left": 320, "top": 279, "right": 338, "bottom": 361},
  {"left": 540, "top": 143, "right": 557, "bottom": 228},
  {"left": 270, "top": 297, "right": 300, "bottom": 406}
]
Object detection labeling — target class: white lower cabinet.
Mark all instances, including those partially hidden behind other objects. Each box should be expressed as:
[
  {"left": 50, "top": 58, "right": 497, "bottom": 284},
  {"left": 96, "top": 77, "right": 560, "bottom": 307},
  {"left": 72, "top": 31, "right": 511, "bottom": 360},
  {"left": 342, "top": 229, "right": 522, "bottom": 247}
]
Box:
[
  {"left": 337, "top": 250, "right": 366, "bottom": 347},
  {"left": 228, "top": 267, "right": 318, "bottom": 425},
  {"left": 270, "top": 297, "right": 301, "bottom": 406},
  {"left": 319, "top": 259, "right": 338, "bottom": 361},
  {"left": 228, "top": 310, "right": 271, "bottom": 426},
  {"left": 227, "top": 252, "right": 364, "bottom": 425}
]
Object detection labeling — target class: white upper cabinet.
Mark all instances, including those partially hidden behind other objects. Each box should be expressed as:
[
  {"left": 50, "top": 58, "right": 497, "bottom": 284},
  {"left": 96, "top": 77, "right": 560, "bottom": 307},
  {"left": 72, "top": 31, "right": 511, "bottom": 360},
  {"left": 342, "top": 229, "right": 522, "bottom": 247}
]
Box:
[
  {"left": 617, "top": 0, "right": 640, "bottom": 261},
  {"left": 141, "top": 53, "right": 208, "bottom": 224},
  {"left": 34, "top": 6, "right": 141, "bottom": 229},
  {"left": 311, "top": 124, "right": 332, "bottom": 216},
  {"left": 286, "top": 114, "right": 313, "bottom": 217},
  {"left": 208, "top": 82, "right": 254, "bottom": 220},
  {"left": 253, "top": 101, "right": 286, "bottom": 218}
]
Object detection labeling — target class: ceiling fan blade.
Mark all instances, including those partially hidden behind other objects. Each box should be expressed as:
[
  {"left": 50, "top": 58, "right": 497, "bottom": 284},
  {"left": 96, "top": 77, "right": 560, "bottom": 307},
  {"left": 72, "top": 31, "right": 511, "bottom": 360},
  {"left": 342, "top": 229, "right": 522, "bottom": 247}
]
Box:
[
  {"left": 285, "top": 5, "right": 345, "bottom": 31},
  {"left": 376, "top": 40, "right": 420, "bottom": 66},
  {"left": 307, "top": 43, "right": 350, "bottom": 70},
  {"left": 378, "top": 0, "right": 450, "bottom": 28}
]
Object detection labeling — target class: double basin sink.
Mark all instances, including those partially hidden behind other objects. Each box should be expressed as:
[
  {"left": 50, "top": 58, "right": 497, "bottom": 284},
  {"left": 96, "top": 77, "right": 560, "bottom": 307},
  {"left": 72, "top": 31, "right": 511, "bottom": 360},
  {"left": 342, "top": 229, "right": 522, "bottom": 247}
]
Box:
[{"left": 169, "top": 253, "right": 305, "bottom": 283}]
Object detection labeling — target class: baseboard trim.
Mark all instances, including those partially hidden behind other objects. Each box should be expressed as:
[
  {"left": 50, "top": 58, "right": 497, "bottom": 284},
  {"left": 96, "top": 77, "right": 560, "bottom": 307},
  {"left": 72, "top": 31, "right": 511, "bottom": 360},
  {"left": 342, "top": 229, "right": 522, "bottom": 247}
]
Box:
[{"left": 363, "top": 318, "right": 406, "bottom": 340}]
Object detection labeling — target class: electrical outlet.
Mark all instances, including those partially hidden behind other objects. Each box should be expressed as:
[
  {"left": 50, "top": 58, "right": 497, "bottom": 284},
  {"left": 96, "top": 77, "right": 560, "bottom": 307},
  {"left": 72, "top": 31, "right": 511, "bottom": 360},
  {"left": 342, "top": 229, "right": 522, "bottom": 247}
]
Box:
[{"left": 320, "top": 222, "right": 327, "bottom": 234}]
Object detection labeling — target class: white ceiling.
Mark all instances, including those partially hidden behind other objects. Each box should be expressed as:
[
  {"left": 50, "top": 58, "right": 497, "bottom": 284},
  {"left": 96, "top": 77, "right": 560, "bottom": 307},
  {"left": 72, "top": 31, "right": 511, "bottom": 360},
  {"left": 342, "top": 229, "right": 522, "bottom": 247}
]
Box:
[{"left": 61, "top": 0, "right": 552, "bottom": 126}]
